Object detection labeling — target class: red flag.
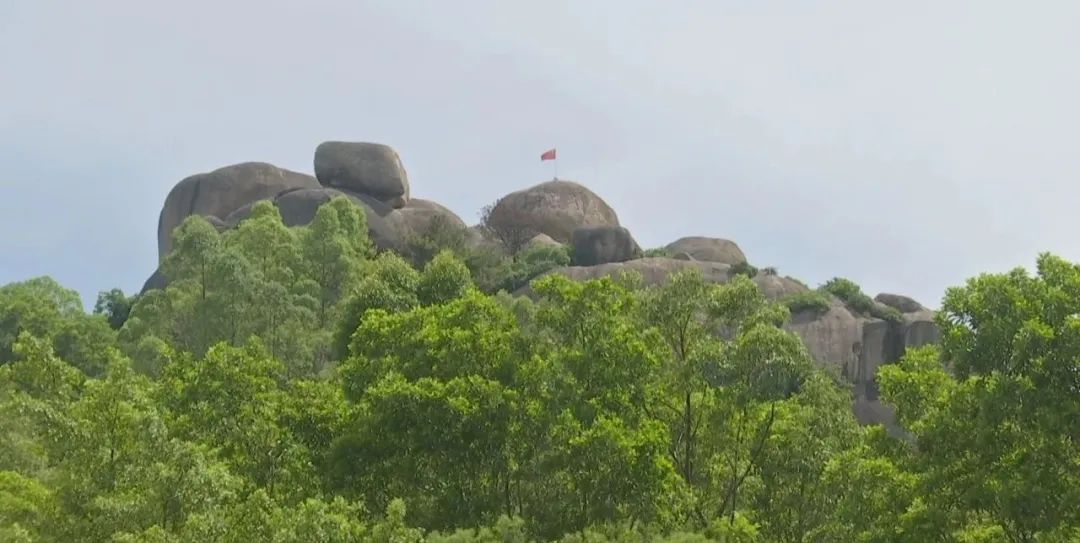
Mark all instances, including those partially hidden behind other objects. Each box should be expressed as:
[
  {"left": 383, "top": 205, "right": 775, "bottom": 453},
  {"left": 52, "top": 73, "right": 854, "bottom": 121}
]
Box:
[{"left": 540, "top": 148, "right": 556, "bottom": 161}]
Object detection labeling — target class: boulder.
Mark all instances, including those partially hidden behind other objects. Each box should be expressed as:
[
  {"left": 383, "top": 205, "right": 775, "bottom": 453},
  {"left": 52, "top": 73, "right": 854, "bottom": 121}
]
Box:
[
  {"left": 874, "top": 293, "right": 925, "bottom": 314},
  {"left": 664, "top": 237, "right": 747, "bottom": 265},
  {"left": 397, "top": 198, "right": 467, "bottom": 235},
  {"left": 785, "top": 301, "right": 862, "bottom": 375},
  {"left": 140, "top": 267, "right": 168, "bottom": 294},
  {"left": 314, "top": 141, "right": 410, "bottom": 208},
  {"left": 488, "top": 180, "right": 619, "bottom": 243},
  {"left": 901, "top": 309, "right": 941, "bottom": 349},
  {"left": 156, "top": 162, "right": 320, "bottom": 262},
  {"left": 527, "top": 233, "right": 563, "bottom": 250},
  {"left": 225, "top": 187, "right": 412, "bottom": 252},
  {"left": 571, "top": 226, "right": 641, "bottom": 266},
  {"left": 753, "top": 274, "right": 809, "bottom": 300}
]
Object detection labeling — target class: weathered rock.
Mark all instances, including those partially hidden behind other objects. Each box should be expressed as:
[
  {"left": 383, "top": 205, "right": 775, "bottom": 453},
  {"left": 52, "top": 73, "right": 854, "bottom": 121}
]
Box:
[
  {"left": 527, "top": 233, "right": 563, "bottom": 250},
  {"left": 874, "top": 293, "right": 925, "bottom": 314},
  {"left": 397, "top": 198, "right": 466, "bottom": 235},
  {"left": 571, "top": 226, "right": 641, "bottom": 266},
  {"left": 672, "top": 252, "right": 696, "bottom": 261},
  {"left": 156, "top": 162, "right": 320, "bottom": 262},
  {"left": 225, "top": 187, "right": 411, "bottom": 252},
  {"left": 901, "top": 309, "right": 941, "bottom": 349},
  {"left": 753, "top": 274, "right": 809, "bottom": 300},
  {"left": 140, "top": 267, "right": 168, "bottom": 294},
  {"left": 488, "top": 180, "right": 619, "bottom": 243},
  {"left": 785, "top": 301, "right": 862, "bottom": 375},
  {"left": 314, "top": 141, "right": 409, "bottom": 208},
  {"left": 664, "top": 237, "right": 747, "bottom": 265}
]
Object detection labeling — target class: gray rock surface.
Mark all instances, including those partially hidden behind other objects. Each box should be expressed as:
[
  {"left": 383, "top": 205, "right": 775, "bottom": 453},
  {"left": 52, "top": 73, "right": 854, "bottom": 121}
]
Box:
[
  {"left": 571, "top": 226, "right": 641, "bottom": 266},
  {"left": 140, "top": 267, "right": 168, "bottom": 294},
  {"left": 488, "top": 180, "right": 619, "bottom": 243},
  {"left": 785, "top": 301, "right": 862, "bottom": 375},
  {"left": 527, "top": 233, "right": 563, "bottom": 250},
  {"left": 664, "top": 237, "right": 747, "bottom": 265},
  {"left": 225, "top": 187, "right": 411, "bottom": 252},
  {"left": 156, "top": 162, "right": 320, "bottom": 262},
  {"left": 874, "top": 293, "right": 925, "bottom": 314},
  {"left": 314, "top": 141, "right": 410, "bottom": 208},
  {"left": 397, "top": 198, "right": 467, "bottom": 235},
  {"left": 753, "top": 274, "right": 809, "bottom": 300}
]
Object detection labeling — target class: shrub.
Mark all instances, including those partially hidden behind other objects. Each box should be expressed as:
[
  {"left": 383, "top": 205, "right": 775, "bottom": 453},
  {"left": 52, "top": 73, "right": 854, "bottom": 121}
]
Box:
[
  {"left": 643, "top": 247, "right": 673, "bottom": 258},
  {"left": 761, "top": 266, "right": 778, "bottom": 276},
  {"left": 729, "top": 261, "right": 758, "bottom": 278},
  {"left": 783, "top": 290, "right": 832, "bottom": 315}
]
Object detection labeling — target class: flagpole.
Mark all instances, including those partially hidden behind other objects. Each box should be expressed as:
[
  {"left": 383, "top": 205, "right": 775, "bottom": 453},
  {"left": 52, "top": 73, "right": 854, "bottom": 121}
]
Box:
[{"left": 554, "top": 156, "right": 558, "bottom": 180}]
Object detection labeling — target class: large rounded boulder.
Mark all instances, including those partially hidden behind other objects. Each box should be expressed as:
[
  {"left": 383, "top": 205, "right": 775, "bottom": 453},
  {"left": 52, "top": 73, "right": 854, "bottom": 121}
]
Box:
[
  {"left": 156, "top": 162, "right": 320, "bottom": 262},
  {"left": 314, "top": 141, "right": 410, "bottom": 208},
  {"left": 571, "top": 226, "right": 642, "bottom": 266},
  {"left": 225, "top": 187, "right": 412, "bottom": 252},
  {"left": 487, "top": 180, "right": 619, "bottom": 243},
  {"left": 664, "top": 237, "right": 747, "bottom": 265},
  {"left": 397, "top": 198, "right": 467, "bottom": 235},
  {"left": 874, "top": 293, "right": 925, "bottom": 314}
]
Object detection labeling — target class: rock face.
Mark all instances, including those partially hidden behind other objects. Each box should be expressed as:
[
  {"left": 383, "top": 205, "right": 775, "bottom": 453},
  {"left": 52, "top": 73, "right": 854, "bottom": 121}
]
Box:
[
  {"left": 875, "top": 293, "right": 925, "bottom": 313},
  {"left": 488, "top": 180, "right": 619, "bottom": 243},
  {"left": 397, "top": 198, "right": 466, "bottom": 235},
  {"left": 225, "top": 187, "right": 411, "bottom": 252},
  {"left": 156, "top": 162, "right": 320, "bottom": 262},
  {"left": 314, "top": 141, "right": 410, "bottom": 208},
  {"left": 665, "top": 237, "right": 747, "bottom": 265},
  {"left": 527, "top": 233, "right": 563, "bottom": 250},
  {"left": 571, "top": 226, "right": 641, "bottom": 266},
  {"left": 753, "top": 274, "right": 809, "bottom": 300}
]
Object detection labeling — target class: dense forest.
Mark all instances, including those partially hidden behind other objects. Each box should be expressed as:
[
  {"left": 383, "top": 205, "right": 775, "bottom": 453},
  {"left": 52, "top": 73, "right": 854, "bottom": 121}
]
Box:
[{"left": 1, "top": 197, "right": 1076, "bottom": 542}]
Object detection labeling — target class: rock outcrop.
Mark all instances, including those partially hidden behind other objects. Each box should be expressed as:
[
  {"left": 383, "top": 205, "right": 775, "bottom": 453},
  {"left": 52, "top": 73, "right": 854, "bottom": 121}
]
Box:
[
  {"left": 397, "top": 198, "right": 466, "bottom": 235},
  {"left": 145, "top": 141, "right": 943, "bottom": 431},
  {"left": 225, "top": 187, "right": 411, "bottom": 251},
  {"left": 875, "top": 293, "right": 925, "bottom": 314},
  {"left": 571, "top": 226, "right": 642, "bottom": 266},
  {"left": 156, "top": 162, "right": 320, "bottom": 262},
  {"left": 665, "top": 237, "right": 747, "bottom": 265},
  {"left": 487, "top": 180, "right": 619, "bottom": 243},
  {"left": 314, "top": 141, "right": 410, "bottom": 208}
]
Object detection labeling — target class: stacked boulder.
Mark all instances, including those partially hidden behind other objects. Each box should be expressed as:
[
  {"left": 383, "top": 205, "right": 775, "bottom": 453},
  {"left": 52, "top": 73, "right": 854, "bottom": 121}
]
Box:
[
  {"left": 147, "top": 141, "right": 464, "bottom": 291},
  {"left": 145, "top": 140, "right": 942, "bottom": 430}
]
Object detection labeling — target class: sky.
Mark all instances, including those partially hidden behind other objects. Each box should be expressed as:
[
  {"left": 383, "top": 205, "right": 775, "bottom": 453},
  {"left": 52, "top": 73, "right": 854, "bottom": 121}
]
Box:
[{"left": 3, "top": 1, "right": 1080, "bottom": 310}]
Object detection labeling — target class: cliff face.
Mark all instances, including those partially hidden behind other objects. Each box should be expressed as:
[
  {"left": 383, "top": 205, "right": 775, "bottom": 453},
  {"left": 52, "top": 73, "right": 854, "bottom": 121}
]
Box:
[{"left": 146, "top": 140, "right": 940, "bottom": 428}]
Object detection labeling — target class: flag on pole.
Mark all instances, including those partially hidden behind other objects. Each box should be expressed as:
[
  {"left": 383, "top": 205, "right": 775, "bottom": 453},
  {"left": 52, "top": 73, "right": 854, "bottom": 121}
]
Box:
[{"left": 540, "top": 148, "right": 556, "bottom": 161}]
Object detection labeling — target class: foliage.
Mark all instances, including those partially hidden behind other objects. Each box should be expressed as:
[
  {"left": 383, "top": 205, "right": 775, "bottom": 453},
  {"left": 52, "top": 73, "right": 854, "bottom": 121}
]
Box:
[
  {"left": 479, "top": 200, "right": 538, "bottom": 257},
  {"left": 643, "top": 247, "right": 674, "bottom": 258},
  {"left": 1, "top": 207, "right": 1078, "bottom": 542},
  {"left": 780, "top": 290, "right": 832, "bottom": 315},
  {"left": 728, "top": 261, "right": 758, "bottom": 279}
]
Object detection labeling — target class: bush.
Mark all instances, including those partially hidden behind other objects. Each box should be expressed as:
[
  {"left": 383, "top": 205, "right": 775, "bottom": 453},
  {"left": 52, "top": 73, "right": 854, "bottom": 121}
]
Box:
[
  {"left": 643, "top": 247, "right": 673, "bottom": 258},
  {"left": 783, "top": 291, "right": 832, "bottom": 315},
  {"left": 761, "top": 266, "right": 778, "bottom": 276},
  {"left": 819, "top": 277, "right": 901, "bottom": 321},
  {"left": 729, "top": 261, "right": 758, "bottom": 278}
]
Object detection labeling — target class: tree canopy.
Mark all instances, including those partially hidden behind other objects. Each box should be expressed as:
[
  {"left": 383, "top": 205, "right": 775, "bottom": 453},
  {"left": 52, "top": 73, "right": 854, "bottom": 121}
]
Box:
[{"left": 0, "top": 197, "right": 1075, "bottom": 542}]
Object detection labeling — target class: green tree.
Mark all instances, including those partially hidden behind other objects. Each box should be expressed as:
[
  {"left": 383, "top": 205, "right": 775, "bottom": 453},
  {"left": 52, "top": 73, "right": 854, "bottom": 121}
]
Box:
[{"left": 878, "top": 253, "right": 1080, "bottom": 541}]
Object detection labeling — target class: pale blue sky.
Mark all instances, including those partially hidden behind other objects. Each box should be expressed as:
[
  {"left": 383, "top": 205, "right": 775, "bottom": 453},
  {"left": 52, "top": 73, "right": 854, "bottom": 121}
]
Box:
[{"left": 3, "top": 1, "right": 1079, "bottom": 308}]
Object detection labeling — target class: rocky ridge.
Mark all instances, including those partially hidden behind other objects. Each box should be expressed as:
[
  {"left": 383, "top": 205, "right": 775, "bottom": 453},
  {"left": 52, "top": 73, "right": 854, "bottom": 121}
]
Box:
[{"left": 146, "top": 141, "right": 940, "bottom": 428}]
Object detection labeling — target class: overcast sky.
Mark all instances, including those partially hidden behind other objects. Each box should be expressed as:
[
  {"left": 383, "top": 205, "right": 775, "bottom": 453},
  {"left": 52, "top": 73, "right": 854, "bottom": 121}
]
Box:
[{"left": 3, "top": 1, "right": 1079, "bottom": 309}]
